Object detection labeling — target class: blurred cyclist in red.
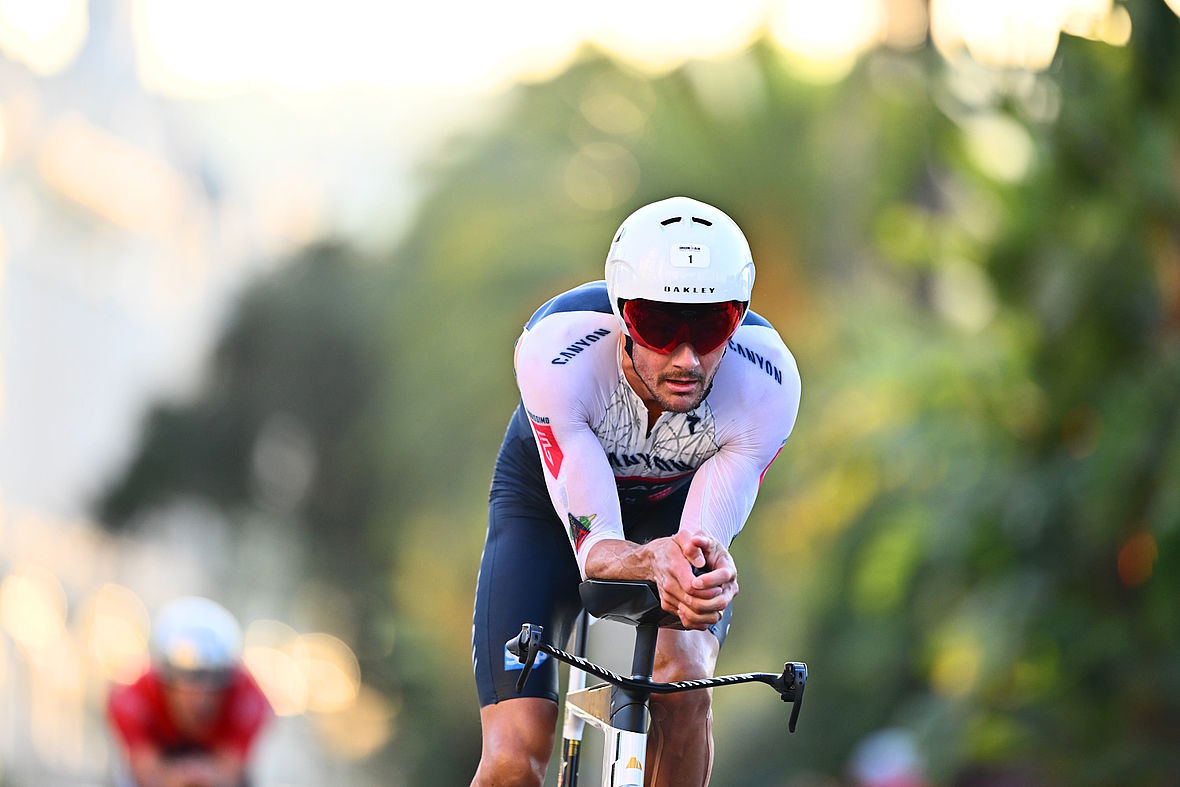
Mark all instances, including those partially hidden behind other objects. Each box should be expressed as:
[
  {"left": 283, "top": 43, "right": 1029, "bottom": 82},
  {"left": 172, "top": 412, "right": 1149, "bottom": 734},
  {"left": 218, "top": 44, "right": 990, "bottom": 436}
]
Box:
[{"left": 107, "top": 596, "right": 272, "bottom": 787}]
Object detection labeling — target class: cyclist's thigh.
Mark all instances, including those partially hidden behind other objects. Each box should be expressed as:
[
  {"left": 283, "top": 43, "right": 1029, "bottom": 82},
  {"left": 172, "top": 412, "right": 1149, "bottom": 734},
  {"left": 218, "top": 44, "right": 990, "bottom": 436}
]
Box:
[{"left": 473, "top": 492, "right": 582, "bottom": 706}]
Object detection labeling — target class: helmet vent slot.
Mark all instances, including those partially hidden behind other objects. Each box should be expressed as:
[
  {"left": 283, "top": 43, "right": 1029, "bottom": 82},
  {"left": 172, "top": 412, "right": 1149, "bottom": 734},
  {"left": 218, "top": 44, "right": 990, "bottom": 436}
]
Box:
[
  {"left": 660, "top": 217, "right": 682, "bottom": 225},
  {"left": 691, "top": 217, "right": 713, "bottom": 226}
]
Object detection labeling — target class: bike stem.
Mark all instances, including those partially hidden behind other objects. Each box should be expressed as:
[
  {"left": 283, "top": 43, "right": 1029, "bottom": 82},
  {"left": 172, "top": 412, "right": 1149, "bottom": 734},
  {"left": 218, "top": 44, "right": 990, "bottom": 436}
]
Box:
[{"left": 609, "top": 624, "right": 659, "bottom": 734}]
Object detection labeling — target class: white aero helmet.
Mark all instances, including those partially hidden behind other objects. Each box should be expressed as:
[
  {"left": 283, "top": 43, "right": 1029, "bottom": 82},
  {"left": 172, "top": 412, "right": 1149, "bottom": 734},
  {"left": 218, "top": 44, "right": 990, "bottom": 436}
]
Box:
[
  {"left": 605, "top": 196, "right": 755, "bottom": 334},
  {"left": 151, "top": 596, "right": 243, "bottom": 682}
]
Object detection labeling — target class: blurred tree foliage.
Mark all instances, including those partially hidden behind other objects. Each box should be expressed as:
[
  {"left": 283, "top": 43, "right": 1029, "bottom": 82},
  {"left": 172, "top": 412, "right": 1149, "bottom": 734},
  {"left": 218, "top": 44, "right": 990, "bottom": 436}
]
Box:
[{"left": 99, "top": 2, "right": 1179, "bottom": 783}]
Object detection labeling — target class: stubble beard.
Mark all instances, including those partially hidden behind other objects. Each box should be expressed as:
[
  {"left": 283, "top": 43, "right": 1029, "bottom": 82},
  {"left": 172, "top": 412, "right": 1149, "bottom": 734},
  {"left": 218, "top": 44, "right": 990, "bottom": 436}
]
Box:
[
  {"left": 647, "top": 368, "right": 713, "bottom": 413},
  {"left": 628, "top": 341, "right": 727, "bottom": 415}
]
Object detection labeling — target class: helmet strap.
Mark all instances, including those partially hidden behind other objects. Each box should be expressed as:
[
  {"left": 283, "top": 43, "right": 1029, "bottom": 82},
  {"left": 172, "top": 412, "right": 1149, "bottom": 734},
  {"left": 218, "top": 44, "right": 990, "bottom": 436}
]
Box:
[{"left": 623, "top": 335, "right": 635, "bottom": 362}]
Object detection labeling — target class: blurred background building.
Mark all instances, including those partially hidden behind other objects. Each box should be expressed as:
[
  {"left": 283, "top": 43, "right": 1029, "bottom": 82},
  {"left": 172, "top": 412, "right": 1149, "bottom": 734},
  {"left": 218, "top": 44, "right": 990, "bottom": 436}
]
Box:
[{"left": 1, "top": 0, "right": 1177, "bottom": 785}]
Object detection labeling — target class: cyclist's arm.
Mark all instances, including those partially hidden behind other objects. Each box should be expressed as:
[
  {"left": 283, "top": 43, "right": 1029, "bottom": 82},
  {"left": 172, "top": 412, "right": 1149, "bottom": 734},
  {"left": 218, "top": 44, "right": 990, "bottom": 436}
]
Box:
[
  {"left": 127, "top": 748, "right": 246, "bottom": 787},
  {"left": 668, "top": 343, "right": 801, "bottom": 613},
  {"left": 514, "top": 323, "right": 627, "bottom": 579},
  {"left": 679, "top": 348, "right": 800, "bottom": 549}
]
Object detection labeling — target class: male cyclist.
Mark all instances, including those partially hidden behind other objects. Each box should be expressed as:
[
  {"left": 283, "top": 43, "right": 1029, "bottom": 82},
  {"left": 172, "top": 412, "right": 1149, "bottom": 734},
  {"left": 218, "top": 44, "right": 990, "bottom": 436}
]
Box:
[
  {"left": 107, "top": 596, "right": 272, "bottom": 787},
  {"left": 471, "top": 196, "right": 801, "bottom": 785}
]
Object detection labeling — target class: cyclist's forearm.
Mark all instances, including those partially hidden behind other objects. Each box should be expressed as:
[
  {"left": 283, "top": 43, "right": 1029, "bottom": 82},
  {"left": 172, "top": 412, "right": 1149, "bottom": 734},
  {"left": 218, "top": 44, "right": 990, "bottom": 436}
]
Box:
[{"left": 582, "top": 538, "right": 651, "bottom": 579}]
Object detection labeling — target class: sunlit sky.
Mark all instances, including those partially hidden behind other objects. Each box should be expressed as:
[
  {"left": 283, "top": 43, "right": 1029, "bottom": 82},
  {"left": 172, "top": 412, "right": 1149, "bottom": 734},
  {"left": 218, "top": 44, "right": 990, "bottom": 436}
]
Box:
[
  {"left": 131, "top": 0, "right": 771, "bottom": 93},
  {"left": 0, "top": 0, "right": 1149, "bottom": 94},
  {"left": 3, "top": 0, "right": 877, "bottom": 91}
]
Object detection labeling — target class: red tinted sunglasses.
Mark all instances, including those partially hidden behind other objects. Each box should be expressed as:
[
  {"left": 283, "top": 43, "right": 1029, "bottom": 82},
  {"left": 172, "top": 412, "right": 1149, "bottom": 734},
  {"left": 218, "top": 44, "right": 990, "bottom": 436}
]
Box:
[{"left": 621, "top": 299, "right": 745, "bottom": 355}]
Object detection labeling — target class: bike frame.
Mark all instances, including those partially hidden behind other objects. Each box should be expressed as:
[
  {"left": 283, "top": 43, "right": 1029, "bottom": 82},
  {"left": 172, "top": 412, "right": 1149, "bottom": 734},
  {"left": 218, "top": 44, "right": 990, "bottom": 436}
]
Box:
[{"left": 558, "top": 611, "right": 590, "bottom": 787}]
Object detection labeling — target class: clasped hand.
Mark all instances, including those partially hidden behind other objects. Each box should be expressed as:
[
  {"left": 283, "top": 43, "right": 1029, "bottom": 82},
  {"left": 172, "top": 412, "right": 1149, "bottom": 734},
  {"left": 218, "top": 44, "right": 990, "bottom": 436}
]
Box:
[{"left": 649, "top": 531, "right": 739, "bottom": 630}]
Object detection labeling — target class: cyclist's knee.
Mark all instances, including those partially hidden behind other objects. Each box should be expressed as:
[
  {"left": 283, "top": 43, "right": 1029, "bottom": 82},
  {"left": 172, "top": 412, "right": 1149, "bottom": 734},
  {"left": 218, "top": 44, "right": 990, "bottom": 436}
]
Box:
[
  {"left": 651, "top": 679, "right": 712, "bottom": 721},
  {"left": 474, "top": 698, "right": 555, "bottom": 786},
  {"left": 474, "top": 747, "right": 548, "bottom": 787},
  {"left": 652, "top": 630, "right": 717, "bottom": 720},
  {"left": 653, "top": 629, "right": 718, "bottom": 683},
  {"left": 653, "top": 659, "right": 713, "bottom": 718},
  {"left": 653, "top": 652, "right": 713, "bottom": 683}
]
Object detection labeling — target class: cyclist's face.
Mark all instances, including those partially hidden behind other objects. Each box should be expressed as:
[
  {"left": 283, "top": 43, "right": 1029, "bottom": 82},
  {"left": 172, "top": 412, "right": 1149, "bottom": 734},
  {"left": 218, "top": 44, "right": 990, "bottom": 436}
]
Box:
[
  {"left": 624, "top": 338, "right": 726, "bottom": 413},
  {"left": 163, "top": 679, "right": 226, "bottom": 733}
]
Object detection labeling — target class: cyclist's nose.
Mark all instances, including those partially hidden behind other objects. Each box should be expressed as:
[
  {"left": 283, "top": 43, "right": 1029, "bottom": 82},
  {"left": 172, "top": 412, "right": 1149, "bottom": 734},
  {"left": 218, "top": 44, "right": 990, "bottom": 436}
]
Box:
[{"left": 667, "top": 342, "right": 701, "bottom": 368}]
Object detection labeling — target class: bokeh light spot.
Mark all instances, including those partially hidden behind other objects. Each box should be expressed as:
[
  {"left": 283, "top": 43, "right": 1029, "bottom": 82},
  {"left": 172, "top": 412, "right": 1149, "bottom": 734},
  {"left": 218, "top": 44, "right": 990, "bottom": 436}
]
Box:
[
  {"left": 300, "top": 632, "right": 360, "bottom": 714},
  {"left": 0, "top": 0, "right": 88, "bottom": 76},
  {"left": 0, "top": 565, "right": 68, "bottom": 655},
  {"left": 961, "top": 113, "right": 1035, "bottom": 183},
  {"left": 312, "top": 685, "right": 397, "bottom": 761},
  {"left": 932, "top": 257, "right": 999, "bottom": 332},
  {"left": 770, "top": 0, "right": 884, "bottom": 82},
  {"left": 579, "top": 88, "right": 646, "bottom": 138},
  {"left": 0, "top": 102, "right": 8, "bottom": 164},
  {"left": 932, "top": 638, "right": 981, "bottom": 697},
  {"left": 243, "top": 619, "right": 309, "bottom": 717},
  {"left": 78, "top": 583, "right": 151, "bottom": 684},
  {"left": 563, "top": 143, "right": 639, "bottom": 212},
  {"left": 1118, "top": 533, "right": 1157, "bottom": 587}
]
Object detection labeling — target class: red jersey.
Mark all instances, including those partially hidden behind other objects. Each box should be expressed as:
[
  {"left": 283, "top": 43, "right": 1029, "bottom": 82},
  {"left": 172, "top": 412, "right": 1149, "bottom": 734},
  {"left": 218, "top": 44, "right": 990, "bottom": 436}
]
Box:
[{"left": 107, "top": 667, "right": 271, "bottom": 758}]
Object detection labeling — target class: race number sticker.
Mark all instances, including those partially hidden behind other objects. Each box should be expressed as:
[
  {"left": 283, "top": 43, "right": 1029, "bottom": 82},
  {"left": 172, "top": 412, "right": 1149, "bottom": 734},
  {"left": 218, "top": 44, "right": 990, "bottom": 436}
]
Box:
[
  {"left": 671, "top": 243, "right": 710, "bottom": 268},
  {"left": 531, "top": 422, "right": 564, "bottom": 479}
]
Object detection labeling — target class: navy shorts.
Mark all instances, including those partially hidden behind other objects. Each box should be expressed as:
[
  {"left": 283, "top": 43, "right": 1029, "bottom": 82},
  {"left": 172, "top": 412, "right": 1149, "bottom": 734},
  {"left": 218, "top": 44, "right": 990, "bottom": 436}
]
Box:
[{"left": 472, "top": 405, "right": 733, "bottom": 707}]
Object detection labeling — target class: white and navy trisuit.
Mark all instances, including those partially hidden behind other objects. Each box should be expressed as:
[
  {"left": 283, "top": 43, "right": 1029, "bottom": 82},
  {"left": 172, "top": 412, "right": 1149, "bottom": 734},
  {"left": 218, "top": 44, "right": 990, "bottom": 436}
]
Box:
[{"left": 472, "top": 280, "right": 801, "bottom": 706}]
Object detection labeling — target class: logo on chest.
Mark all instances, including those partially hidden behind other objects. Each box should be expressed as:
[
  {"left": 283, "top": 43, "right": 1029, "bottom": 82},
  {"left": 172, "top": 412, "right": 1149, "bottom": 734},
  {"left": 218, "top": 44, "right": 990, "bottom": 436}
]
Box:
[
  {"left": 606, "top": 451, "right": 695, "bottom": 475},
  {"left": 593, "top": 381, "right": 719, "bottom": 478}
]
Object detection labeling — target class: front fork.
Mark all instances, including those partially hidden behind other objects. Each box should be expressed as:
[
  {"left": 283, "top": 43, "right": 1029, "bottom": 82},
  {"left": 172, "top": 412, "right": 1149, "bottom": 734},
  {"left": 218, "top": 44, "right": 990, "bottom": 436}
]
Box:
[
  {"left": 559, "top": 612, "right": 590, "bottom": 787},
  {"left": 558, "top": 664, "right": 587, "bottom": 786}
]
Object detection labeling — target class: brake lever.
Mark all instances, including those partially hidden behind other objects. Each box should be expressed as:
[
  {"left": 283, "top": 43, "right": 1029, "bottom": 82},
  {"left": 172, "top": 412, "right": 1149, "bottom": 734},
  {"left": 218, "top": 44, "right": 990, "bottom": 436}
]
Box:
[
  {"left": 772, "top": 662, "right": 807, "bottom": 733},
  {"left": 506, "top": 624, "right": 545, "bottom": 694}
]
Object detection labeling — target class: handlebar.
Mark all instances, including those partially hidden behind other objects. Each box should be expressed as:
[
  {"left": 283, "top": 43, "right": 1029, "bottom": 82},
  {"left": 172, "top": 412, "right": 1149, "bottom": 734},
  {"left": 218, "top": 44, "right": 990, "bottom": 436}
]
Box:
[{"left": 505, "top": 623, "right": 808, "bottom": 733}]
